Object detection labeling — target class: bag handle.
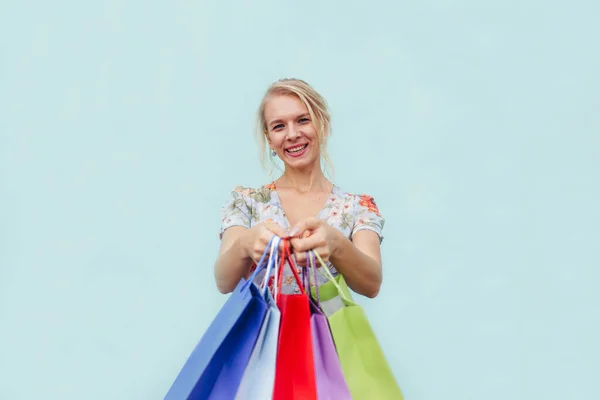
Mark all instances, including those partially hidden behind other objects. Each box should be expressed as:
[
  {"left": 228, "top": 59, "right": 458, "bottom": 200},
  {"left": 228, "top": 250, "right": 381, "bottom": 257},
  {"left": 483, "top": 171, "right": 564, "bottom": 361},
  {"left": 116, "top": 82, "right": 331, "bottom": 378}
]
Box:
[
  {"left": 276, "top": 239, "right": 306, "bottom": 302},
  {"left": 243, "top": 236, "right": 277, "bottom": 290},
  {"left": 302, "top": 251, "right": 321, "bottom": 305},
  {"left": 260, "top": 236, "right": 281, "bottom": 296},
  {"left": 273, "top": 238, "right": 280, "bottom": 300},
  {"left": 308, "top": 251, "right": 321, "bottom": 304},
  {"left": 310, "top": 250, "right": 357, "bottom": 306}
]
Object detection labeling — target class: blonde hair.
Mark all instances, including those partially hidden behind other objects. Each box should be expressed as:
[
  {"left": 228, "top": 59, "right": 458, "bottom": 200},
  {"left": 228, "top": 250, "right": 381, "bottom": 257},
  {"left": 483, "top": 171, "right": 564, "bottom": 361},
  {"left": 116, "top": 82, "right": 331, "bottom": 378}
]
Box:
[{"left": 255, "top": 78, "right": 334, "bottom": 178}]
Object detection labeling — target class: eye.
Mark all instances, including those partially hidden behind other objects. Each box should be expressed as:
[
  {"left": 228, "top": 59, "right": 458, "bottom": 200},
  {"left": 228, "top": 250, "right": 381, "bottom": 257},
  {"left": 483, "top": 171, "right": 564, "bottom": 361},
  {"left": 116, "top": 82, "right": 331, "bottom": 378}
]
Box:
[
  {"left": 272, "top": 123, "right": 284, "bottom": 131},
  {"left": 298, "top": 117, "right": 310, "bottom": 124}
]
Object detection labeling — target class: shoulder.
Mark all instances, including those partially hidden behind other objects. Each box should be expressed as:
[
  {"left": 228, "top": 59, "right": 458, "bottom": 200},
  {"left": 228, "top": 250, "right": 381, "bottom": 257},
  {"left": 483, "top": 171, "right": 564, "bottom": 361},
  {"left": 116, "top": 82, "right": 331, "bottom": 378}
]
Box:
[
  {"left": 353, "top": 193, "right": 382, "bottom": 217},
  {"left": 334, "top": 186, "right": 382, "bottom": 217},
  {"left": 226, "top": 182, "right": 275, "bottom": 204},
  {"left": 229, "top": 185, "right": 253, "bottom": 196}
]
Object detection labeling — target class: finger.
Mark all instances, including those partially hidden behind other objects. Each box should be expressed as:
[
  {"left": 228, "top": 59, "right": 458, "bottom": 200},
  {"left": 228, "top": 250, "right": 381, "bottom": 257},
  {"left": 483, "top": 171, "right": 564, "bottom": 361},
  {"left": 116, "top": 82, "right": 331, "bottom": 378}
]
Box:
[
  {"left": 294, "top": 252, "right": 308, "bottom": 268},
  {"left": 263, "top": 221, "right": 289, "bottom": 238},
  {"left": 259, "top": 229, "right": 275, "bottom": 246},
  {"left": 292, "top": 248, "right": 301, "bottom": 260},
  {"left": 253, "top": 241, "right": 269, "bottom": 264},
  {"left": 289, "top": 217, "right": 322, "bottom": 237},
  {"left": 258, "top": 227, "right": 279, "bottom": 248},
  {"left": 312, "top": 246, "right": 330, "bottom": 264},
  {"left": 251, "top": 251, "right": 263, "bottom": 265},
  {"left": 291, "top": 241, "right": 330, "bottom": 267},
  {"left": 295, "top": 248, "right": 327, "bottom": 269},
  {"left": 290, "top": 235, "right": 325, "bottom": 253},
  {"left": 277, "top": 238, "right": 287, "bottom": 254}
]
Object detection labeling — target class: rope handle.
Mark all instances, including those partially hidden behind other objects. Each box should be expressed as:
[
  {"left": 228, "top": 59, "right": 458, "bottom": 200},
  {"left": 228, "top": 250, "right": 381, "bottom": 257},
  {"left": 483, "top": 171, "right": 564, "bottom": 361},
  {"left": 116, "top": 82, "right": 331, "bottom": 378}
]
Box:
[{"left": 311, "top": 250, "right": 356, "bottom": 306}]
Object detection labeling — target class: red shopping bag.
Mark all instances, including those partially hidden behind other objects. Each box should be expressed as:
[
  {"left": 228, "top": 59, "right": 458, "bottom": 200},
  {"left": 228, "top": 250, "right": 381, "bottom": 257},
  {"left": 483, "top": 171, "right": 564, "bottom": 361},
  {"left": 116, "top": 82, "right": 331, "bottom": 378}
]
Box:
[{"left": 272, "top": 240, "right": 317, "bottom": 400}]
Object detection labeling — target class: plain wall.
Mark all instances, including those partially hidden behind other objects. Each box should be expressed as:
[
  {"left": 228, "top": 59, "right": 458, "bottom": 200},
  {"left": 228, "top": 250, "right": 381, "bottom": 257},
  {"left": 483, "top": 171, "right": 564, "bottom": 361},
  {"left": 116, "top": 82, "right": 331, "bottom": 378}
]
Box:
[{"left": 1, "top": 1, "right": 598, "bottom": 399}]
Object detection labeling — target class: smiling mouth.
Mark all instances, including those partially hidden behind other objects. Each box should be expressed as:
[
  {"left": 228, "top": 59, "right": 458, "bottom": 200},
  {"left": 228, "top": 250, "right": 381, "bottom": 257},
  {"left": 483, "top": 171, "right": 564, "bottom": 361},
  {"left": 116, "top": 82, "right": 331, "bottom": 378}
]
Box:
[{"left": 285, "top": 144, "right": 308, "bottom": 154}]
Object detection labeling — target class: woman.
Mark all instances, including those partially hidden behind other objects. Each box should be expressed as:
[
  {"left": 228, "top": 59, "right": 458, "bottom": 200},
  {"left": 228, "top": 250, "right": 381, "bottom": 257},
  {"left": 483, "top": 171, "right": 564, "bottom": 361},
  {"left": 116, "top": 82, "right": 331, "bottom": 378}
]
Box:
[{"left": 214, "top": 78, "right": 384, "bottom": 298}]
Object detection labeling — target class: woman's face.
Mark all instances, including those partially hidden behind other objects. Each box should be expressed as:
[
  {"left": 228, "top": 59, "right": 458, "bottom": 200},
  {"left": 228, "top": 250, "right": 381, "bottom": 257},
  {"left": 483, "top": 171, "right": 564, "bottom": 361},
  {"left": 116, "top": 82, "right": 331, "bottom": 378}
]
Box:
[{"left": 264, "top": 94, "right": 320, "bottom": 171}]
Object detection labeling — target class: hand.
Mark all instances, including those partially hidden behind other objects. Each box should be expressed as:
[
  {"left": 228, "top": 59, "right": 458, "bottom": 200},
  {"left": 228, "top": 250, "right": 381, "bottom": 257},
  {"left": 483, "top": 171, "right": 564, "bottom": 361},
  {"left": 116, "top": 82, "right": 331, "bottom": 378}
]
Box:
[
  {"left": 243, "top": 220, "right": 288, "bottom": 264},
  {"left": 288, "top": 217, "right": 340, "bottom": 266}
]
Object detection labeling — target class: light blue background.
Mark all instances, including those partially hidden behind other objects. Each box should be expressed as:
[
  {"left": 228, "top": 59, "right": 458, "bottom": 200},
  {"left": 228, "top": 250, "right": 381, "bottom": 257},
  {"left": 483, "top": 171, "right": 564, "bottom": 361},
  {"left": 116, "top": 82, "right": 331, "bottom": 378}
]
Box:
[{"left": 1, "top": 1, "right": 598, "bottom": 399}]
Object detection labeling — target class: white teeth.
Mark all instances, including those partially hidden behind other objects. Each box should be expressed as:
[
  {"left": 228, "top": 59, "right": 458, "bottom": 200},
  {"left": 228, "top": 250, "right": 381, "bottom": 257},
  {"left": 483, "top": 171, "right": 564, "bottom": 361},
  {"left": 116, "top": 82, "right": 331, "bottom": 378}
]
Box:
[{"left": 287, "top": 144, "right": 307, "bottom": 153}]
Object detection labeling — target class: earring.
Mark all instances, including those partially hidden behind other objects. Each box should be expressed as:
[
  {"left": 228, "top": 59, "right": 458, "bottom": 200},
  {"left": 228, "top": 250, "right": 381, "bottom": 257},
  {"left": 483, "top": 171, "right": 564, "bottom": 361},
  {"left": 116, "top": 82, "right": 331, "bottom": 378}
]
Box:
[{"left": 271, "top": 149, "right": 277, "bottom": 157}]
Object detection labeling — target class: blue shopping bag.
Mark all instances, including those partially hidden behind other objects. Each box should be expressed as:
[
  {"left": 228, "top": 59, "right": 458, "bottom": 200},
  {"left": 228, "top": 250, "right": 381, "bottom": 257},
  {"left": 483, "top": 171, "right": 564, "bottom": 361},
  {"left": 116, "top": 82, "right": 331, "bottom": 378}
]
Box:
[
  {"left": 164, "top": 237, "right": 279, "bottom": 400},
  {"left": 235, "top": 238, "right": 282, "bottom": 400}
]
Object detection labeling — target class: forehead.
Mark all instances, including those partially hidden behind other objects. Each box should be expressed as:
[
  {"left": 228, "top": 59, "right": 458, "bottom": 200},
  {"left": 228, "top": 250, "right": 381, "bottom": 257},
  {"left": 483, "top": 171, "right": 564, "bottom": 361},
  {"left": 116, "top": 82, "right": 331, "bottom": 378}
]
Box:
[{"left": 264, "top": 94, "right": 308, "bottom": 122}]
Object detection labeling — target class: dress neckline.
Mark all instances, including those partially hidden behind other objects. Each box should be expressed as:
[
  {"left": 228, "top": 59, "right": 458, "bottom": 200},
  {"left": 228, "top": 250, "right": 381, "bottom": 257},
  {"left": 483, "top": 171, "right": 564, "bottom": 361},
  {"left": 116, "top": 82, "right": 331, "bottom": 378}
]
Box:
[{"left": 265, "top": 181, "right": 340, "bottom": 229}]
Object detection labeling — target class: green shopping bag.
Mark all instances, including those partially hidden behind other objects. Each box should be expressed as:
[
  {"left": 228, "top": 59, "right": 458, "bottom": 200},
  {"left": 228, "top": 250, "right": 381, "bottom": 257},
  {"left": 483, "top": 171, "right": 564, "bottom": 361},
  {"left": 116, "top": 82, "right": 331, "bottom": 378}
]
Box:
[{"left": 311, "top": 251, "right": 404, "bottom": 400}]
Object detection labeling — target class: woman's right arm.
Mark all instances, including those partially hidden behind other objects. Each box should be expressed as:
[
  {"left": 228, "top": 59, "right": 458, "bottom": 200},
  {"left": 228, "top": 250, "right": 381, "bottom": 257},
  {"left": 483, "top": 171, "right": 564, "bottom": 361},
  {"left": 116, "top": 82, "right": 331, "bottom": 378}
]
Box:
[
  {"left": 214, "top": 226, "right": 253, "bottom": 294},
  {"left": 214, "top": 222, "right": 288, "bottom": 294}
]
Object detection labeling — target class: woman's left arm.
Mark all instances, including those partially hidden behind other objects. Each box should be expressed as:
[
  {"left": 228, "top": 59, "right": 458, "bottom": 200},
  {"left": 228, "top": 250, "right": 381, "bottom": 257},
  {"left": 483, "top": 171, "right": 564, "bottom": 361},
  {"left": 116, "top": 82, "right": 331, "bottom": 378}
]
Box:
[{"left": 289, "top": 218, "right": 382, "bottom": 298}]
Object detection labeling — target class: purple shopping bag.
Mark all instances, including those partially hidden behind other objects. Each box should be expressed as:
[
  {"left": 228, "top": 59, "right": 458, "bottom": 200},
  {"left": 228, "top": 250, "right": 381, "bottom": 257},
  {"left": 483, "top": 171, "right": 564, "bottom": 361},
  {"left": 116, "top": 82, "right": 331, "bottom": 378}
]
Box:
[
  {"left": 164, "top": 237, "right": 279, "bottom": 400},
  {"left": 303, "top": 253, "right": 352, "bottom": 400}
]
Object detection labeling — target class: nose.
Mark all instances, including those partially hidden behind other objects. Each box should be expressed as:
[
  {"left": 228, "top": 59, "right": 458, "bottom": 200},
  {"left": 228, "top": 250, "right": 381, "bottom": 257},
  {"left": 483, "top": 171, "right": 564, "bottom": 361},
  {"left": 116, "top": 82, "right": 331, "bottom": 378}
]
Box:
[{"left": 286, "top": 123, "right": 301, "bottom": 140}]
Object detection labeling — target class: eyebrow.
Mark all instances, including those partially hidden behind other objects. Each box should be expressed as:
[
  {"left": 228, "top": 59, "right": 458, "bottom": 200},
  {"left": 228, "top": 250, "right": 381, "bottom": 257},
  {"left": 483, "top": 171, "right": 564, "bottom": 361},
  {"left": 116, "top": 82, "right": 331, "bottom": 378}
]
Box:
[{"left": 268, "top": 113, "right": 310, "bottom": 128}]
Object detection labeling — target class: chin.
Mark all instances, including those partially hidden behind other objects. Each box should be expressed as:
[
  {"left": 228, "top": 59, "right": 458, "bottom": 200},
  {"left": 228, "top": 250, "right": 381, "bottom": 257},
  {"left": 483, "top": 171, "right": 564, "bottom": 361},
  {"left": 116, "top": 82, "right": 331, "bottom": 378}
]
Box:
[{"left": 284, "top": 156, "right": 319, "bottom": 170}]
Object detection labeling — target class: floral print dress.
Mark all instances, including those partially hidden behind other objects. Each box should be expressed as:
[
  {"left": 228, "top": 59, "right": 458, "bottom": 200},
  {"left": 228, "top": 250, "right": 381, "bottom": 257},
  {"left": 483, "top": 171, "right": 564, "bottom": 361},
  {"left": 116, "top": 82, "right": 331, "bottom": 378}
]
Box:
[{"left": 219, "top": 182, "right": 385, "bottom": 294}]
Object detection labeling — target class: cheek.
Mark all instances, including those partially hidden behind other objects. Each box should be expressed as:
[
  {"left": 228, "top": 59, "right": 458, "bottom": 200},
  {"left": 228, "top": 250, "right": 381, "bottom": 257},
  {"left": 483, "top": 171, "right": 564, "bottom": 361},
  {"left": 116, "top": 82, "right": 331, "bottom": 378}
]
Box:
[
  {"left": 309, "top": 125, "right": 321, "bottom": 141},
  {"left": 267, "top": 133, "right": 279, "bottom": 146},
  {"left": 309, "top": 130, "right": 321, "bottom": 147}
]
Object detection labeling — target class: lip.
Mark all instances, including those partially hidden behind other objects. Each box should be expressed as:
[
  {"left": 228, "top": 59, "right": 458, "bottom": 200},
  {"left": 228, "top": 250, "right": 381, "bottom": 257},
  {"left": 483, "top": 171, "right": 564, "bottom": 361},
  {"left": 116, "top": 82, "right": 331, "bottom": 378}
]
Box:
[{"left": 285, "top": 143, "right": 309, "bottom": 158}]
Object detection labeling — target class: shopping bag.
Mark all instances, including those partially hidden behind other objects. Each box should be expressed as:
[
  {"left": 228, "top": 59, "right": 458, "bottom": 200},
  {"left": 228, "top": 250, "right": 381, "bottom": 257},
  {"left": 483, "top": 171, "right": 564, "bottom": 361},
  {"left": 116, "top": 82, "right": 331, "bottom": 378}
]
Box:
[
  {"left": 164, "top": 237, "right": 278, "bottom": 400},
  {"left": 272, "top": 240, "right": 317, "bottom": 400},
  {"left": 303, "top": 253, "right": 352, "bottom": 400},
  {"left": 234, "top": 238, "right": 282, "bottom": 400},
  {"left": 312, "top": 251, "right": 404, "bottom": 400}
]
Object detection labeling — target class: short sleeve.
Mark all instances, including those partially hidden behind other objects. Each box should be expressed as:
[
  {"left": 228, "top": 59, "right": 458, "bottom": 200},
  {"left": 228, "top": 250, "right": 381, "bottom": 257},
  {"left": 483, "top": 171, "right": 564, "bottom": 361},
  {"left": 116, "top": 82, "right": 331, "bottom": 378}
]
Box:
[
  {"left": 351, "top": 194, "right": 385, "bottom": 243},
  {"left": 218, "top": 186, "right": 253, "bottom": 240}
]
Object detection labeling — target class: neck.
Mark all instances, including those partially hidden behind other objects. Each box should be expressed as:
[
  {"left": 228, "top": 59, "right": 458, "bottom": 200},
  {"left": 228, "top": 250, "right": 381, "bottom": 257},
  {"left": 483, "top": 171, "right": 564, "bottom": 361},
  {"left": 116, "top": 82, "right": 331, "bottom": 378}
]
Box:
[{"left": 277, "top": 164, "right": 329, "bottom": 193}]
